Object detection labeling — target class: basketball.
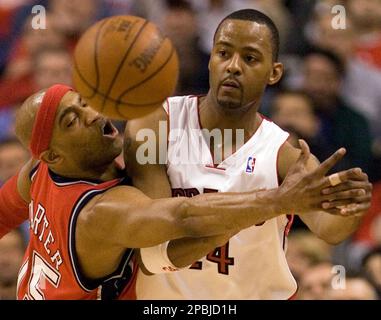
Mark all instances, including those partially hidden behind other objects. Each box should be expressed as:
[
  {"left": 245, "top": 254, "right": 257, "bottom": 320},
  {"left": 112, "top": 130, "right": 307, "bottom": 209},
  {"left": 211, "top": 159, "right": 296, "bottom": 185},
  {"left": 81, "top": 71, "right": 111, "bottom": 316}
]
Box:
[{"left": 73, "top": 15, "right": 179, "bottom": 120}]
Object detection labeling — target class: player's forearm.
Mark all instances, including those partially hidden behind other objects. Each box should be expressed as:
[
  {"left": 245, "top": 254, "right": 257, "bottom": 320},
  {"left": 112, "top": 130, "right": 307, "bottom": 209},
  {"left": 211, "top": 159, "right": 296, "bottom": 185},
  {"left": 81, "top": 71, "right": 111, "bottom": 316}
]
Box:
[
  {"left": 167, "top": 233, "right": 235, "bottom": 268},
  {"left": 183, "top": 188, "right": 286, "bottom": 235},
  {"left": 302, "top": 211, "right": 364, "bottom": 245}
]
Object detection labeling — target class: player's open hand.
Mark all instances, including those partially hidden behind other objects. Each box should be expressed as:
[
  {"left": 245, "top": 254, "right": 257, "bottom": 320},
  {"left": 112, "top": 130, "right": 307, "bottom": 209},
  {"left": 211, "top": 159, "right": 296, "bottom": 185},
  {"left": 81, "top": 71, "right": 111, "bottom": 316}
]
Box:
[{"left": 277, "top": 140, "right": 372, "bottom": 216}]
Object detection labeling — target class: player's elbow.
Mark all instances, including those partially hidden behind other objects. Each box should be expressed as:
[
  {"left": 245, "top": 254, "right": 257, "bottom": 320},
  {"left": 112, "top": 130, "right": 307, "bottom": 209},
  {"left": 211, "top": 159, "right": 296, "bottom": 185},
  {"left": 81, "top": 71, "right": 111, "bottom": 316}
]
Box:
[{"left": 316, "top": 232, "right": 348, "bottom": 245}]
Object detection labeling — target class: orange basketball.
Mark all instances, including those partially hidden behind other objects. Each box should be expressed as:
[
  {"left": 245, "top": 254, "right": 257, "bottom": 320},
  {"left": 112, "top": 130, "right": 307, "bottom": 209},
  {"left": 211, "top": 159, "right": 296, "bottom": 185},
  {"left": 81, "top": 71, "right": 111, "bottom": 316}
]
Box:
[{"left": 73, "top": 15, "right": 179, "bottom": 120}]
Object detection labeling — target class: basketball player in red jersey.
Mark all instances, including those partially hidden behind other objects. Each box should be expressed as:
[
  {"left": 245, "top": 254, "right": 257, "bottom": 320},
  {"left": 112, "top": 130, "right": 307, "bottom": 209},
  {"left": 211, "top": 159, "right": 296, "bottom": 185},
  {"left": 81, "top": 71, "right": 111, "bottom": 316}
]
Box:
[
  {"left": 0, "top": 84, "right": 369, "bottom": 300},
  {"left": 125, "top": 10, "right": 373, "bottom": 299}
]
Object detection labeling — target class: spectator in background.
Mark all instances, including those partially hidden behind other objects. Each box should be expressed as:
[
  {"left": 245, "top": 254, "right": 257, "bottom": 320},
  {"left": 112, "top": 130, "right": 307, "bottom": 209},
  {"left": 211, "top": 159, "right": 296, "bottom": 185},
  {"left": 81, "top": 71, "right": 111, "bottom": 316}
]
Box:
[
  {"left": 32, "top": 46, "right": 72, "bottom": 89},
  {"left": 0, "top": 14, "right": 65, "bottom": 108},
  {"left": 301, "top": 48, "right": 372, "bottom": 175},
  {"left": 326, "top": 276, "right": 378, "bottom": 300},
  {"left": 0, "top": 108, "right": 18, "bottom": 142},
  {"left": 286, "top": 230, "right": 332, "bottom": 282},
  {"left": 307, "top": 5, "right": 381, "bottom": 169},
  {"left": 0, "top": 138, "right": 29, "bottom": 185},
  {"left": 297, "top": 260, "right": 378, "bottom": 300},
  {"left": 48, "top": 0, "right": 102, "bottom": 45},
  {"left": 297, "top": 262, "right": 333, "bottom": 300},
  {"left": 0, "top": 229, "right": 25, "bottom": 300},
  {"left": 3, "top": 15, "right": 65, "bottom": 82},
  {"left": 362, "top": 247, "right": 381, "bottom": 299},
  {"left": 270, "top": 90, "right": 332, "bottom": 161},
  {"left": 0, "top": 0, "right": 34, "bottom": 75},
  {"left": 161, "top": 0, "right": 208, "bottom": 95},
  {"left": 347, "top": 0, "right": 381, "bottom": 71}
]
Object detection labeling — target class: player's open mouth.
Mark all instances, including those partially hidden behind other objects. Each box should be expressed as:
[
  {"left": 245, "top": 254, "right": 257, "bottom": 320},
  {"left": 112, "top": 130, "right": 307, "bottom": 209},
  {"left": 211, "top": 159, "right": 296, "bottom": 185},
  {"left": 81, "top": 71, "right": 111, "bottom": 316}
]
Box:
[{"left": 101, "top": 120, "right": 118, "bottom": 137}]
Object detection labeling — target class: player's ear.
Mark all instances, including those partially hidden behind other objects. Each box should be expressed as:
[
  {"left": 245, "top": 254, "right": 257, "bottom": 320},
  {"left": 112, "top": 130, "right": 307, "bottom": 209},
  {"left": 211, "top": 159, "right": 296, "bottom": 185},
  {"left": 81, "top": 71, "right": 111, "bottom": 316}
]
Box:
[
  {"left": 268, "top": 62, "right": 283, "bottom": 85},
  {"left": 40, "top": 149, "right": 62, "bottom": 165}
]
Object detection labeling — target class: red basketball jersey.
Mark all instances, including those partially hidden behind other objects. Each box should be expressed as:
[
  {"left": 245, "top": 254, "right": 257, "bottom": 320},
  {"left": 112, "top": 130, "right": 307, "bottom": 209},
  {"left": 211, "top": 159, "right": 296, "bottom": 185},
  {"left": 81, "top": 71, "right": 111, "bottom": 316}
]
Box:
[{"left": 17, "top": 162, "right": 135, "bottom": 300}]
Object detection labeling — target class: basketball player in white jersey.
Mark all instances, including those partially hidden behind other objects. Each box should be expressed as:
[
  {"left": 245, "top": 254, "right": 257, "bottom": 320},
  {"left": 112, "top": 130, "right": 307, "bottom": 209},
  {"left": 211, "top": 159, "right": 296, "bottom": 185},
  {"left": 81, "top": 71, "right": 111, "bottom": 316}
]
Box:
[{"left": 125, "top": 9, "right": 372, "bottom": 299}]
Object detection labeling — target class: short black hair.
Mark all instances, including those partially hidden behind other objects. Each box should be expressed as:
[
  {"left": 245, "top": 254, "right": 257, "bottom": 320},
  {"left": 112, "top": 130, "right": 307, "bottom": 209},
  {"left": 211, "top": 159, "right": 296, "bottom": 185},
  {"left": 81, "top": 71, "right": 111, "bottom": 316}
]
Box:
[
  {"left": 213, "top": 9, "right": 280, "bottom": 61},
  {"left": 305, "top": 46, "right": 346, "bottom": 77},
  {"left": 271, "top": 88, "right": 317, "bottom": 110}
]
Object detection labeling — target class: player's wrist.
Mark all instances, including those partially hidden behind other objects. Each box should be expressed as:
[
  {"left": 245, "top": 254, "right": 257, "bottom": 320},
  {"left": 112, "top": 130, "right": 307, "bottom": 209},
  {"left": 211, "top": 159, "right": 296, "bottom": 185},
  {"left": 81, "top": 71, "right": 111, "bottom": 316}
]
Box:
[
  {"left": 140, "top": 241, "right": 187, "bottom": 274},
  {"left": 268, "top": 188, "right": 293, "bottom": 216}
]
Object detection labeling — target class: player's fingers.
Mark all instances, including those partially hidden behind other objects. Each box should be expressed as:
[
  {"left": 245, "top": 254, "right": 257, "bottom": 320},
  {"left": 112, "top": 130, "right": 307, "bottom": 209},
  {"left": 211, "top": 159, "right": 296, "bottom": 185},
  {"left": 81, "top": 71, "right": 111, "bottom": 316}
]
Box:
[
  {"left": 323, "top": 207, "right": 344, "bottom": 216},
  {"left": 321, "top": 192, "right": 371, "bottom": 209},
  {"left": 321, "top": 180, "right": 372, "bottom": 195},
  {"left": 321, "top": 199, "right": 360, "bottom": 210},
  {"left": 313, "top": 147, "right": 346, "bottom": 177},
  {"left": 322, "top": 189, "right": 367, "bottom": 201},
  {"left": 318, "top": 168, "right": 363, "bottom": 189},
  {"left": 340, "top": 203, "right": 371, "bottom": 216},
  {"left": 296, "top": 139, "right": 311, "bottom": 165}
]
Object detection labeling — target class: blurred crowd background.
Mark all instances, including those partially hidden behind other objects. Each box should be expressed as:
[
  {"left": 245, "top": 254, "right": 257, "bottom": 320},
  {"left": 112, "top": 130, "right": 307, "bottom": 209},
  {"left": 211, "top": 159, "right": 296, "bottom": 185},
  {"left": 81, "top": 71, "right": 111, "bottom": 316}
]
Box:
[{"left": 0, "top": 0, "right": 380, "bottom": 300}]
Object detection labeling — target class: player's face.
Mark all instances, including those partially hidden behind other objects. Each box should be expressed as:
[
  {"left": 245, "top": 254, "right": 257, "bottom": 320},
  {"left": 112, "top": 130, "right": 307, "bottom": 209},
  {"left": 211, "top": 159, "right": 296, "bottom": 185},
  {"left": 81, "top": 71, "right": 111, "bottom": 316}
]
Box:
[
  {"left": 209, "top": 19, "right": 281, "bottom": 111},
  {"left": 51, "top": 91, "right": 122, "bottom": 169}
]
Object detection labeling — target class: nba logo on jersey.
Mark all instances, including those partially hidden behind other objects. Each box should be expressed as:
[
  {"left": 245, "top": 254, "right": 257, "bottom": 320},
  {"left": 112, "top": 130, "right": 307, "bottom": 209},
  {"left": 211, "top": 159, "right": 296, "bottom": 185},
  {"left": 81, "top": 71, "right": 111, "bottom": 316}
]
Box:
[{"left": 245, "top": 156, "right": 256, "bottom": 174}]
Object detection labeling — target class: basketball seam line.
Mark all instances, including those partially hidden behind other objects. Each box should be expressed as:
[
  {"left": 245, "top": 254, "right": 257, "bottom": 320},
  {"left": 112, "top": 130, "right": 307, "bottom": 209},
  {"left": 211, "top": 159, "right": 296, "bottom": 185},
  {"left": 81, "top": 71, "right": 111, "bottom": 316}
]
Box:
[
  {"left": 100, "top": 20, "right": 149, "bottom": 111},
  {"left": 115, "top": 39, "right": 174, "bottom": 104},
  {"left": 73, "top": 58, "right": 175, "bottom": 107},
  {"left": 93, "top": 19, "right": 108, "bottom": 98},
  {"left": 72, "top": 19, "right": 108, "bottom": 100},
  {"left": 73, "top": 43, "right": 176, "bottom": 105}
]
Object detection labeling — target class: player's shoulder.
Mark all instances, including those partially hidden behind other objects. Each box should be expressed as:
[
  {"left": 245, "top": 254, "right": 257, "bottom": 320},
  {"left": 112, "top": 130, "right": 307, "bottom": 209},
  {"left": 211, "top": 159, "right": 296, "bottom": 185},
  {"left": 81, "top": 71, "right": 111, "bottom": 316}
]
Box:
[
  {"left": 259, "top": 114, "right": 288, "bottom": 134},
  {"left": 277, "top": 140, "right": 301, "bottom": 182},
  {"left": 17, "top": 158, "right": 39, "bottom": 202},
  {"left": 125, "top": 105, "right": 166, "bottom": 137}
]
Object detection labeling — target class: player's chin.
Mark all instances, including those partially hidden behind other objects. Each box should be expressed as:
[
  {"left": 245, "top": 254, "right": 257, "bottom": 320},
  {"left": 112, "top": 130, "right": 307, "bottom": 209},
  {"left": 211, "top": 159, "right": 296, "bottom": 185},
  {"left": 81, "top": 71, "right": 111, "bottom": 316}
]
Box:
[
  {"left": 217, "top": 97, "right": 242, "bottom": 110},
  {"left": 102, "top": 135, "right": 123, "bottom": 154}
]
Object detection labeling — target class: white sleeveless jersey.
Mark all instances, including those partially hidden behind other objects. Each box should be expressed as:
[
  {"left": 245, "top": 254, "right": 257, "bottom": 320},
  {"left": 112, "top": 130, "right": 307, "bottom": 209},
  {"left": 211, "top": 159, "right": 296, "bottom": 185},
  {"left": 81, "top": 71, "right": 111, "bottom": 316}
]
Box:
[{"left": 136, "top": 95, "right": 297, "bottom": 300}]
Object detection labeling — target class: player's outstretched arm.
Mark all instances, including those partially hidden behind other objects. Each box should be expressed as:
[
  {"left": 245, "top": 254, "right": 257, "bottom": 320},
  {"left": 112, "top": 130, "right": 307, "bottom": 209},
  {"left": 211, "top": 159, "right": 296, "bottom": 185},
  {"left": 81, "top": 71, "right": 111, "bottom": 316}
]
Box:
[{"left": 78, "top": 140, "right": 366, "bottom": 250}]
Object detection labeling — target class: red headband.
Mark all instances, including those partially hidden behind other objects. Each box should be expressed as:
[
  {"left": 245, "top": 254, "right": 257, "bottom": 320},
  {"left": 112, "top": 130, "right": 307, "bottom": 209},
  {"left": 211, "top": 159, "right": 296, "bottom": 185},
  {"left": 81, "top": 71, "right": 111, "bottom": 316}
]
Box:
[{"left": 30, "top": 84, "right": 73, "bottom": 158}]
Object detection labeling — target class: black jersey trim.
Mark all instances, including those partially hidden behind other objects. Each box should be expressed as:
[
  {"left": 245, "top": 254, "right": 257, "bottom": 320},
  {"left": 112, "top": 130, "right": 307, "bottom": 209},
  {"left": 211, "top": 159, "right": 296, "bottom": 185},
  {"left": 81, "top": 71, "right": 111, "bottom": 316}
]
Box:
[{"left": 68, "top": 181, "right": 133, "bottom": 294}]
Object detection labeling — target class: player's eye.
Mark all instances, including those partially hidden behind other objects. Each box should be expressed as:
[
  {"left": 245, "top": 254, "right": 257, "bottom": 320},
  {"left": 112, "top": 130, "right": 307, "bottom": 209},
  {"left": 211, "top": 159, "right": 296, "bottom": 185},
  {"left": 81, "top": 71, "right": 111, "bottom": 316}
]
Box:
[
  {"left": 245, "top": 55, "right": 256, "bottom": 63},
  {"left": 218, "top": 50, "right": 227, "bottom": 57},
  {"left": 67, "top": 116, "right": 78, "bottom": 127}
]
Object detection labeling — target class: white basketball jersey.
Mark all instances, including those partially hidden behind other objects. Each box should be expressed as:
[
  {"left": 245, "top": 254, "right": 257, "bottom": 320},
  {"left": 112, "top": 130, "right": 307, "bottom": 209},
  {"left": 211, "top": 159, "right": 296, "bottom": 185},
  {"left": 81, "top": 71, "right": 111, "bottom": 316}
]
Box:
[{"left": 136, "top": 96, "right": 297, "bottom": 299}]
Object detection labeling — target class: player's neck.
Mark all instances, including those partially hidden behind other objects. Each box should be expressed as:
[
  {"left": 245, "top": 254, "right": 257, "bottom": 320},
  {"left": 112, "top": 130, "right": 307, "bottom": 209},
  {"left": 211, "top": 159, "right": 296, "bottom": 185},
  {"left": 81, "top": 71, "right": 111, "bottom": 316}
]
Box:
[{"left": 199, "top": 94, "right": 263, "bottom": 140}]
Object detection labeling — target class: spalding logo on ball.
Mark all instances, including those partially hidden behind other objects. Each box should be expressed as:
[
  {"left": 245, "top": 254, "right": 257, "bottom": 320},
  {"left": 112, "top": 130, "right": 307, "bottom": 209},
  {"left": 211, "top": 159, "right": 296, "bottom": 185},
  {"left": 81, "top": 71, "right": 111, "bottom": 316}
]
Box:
[{"left": 73, "top": 15, "right": 179, "bottom": 120}]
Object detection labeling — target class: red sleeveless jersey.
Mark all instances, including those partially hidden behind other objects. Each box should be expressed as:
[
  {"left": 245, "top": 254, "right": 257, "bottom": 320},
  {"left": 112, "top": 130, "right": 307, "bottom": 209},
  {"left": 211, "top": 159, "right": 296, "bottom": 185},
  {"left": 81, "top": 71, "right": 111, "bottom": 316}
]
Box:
[{"left": 17, "top": 162, "right": 136, "bottom": 300}]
